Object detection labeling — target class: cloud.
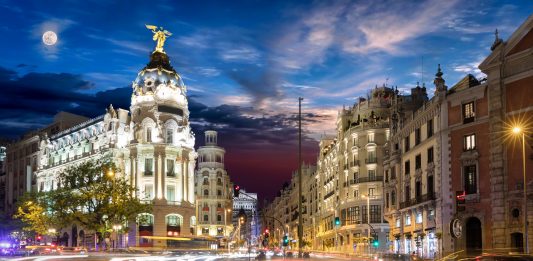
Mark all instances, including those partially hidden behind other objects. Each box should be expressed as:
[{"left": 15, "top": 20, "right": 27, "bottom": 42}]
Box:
[
  {"left": 219, "top": 46, "right": 261, "bottom": 63},
  {"left": 227, "top": 65, "right": 282, "bottom": 105},
  {"left": 196, "top": 67, "right": 221, "bottom": 77}
]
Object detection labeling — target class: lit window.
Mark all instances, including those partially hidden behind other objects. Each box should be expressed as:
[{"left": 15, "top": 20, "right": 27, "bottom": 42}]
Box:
[
  {"left": 144, "top": 184, "right": 153, "bottom": 199},
  {"left": 464, "top": 134, "right": 476, "bottom": 151},
  {"left": 405, "top": 214, "right": 411, "bottom": 225},
  {"left": 396, "top": 218, "right": 401, "bottom": 228},
  {"left": 416, "top": 212, "right": 423, "bottom": 224},
  {"left": 146, "top": 127, "right": 152, "bottom": 142},
  {"left": 368, "top": 188, "right": 375, "bottom": 196},
  {"left": 463, "top": 102, "right": 475, "bottom": 123}
]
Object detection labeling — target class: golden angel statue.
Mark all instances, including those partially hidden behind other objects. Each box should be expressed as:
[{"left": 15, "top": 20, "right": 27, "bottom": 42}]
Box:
[{"left": 146, "top": 24, "right": 172, "bottom": 53}]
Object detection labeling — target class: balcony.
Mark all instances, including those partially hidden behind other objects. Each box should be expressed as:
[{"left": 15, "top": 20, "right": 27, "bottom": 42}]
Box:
[
  {"left": 167, "top": 201, "right": 181, "bottom": 206},
  {"left": 199, "top": 162, "right": 224, "bottom": 169},
  {"left": 350, "top": 160, "right": 360, "bottom": 167},
  {"left": 399, "top": 193, "right": 436, "bottom": 209},
  {"left": 350, "top": 176, "right": 383, "bottom": 185},
  {"left": 365, "top": 158, "right": 377, "bottom": 164},
  {"left": 324, "top": 191, "right": 335, "bottom": 200}
]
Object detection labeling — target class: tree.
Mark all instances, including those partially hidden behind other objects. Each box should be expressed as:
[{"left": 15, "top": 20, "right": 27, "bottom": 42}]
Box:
[{"left": 15, "top": 158, "right": 151, "bottom": 247}]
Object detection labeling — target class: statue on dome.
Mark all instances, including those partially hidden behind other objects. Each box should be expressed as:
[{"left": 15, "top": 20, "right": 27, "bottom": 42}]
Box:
[{"left": 146, "top": 24, "right": 172, "bottom": 53}]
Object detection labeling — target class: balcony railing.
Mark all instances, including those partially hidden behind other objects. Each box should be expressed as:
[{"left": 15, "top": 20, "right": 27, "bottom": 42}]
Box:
[
  {"left": 324, "top": 191, "right": 335, "bottom": 200},
  {"left": 399, "top": 193, "right": 436, "bottom": 209},
  {"left": 349, "top": 176, "right": 383, "bottom": 185},
  {"left": 365, "top": 158, "right": 378, "bottom": 164}
]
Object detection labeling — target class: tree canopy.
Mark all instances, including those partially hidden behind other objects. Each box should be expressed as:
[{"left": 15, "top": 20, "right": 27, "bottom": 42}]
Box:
[{"left": 15, "top": 158, "right": 152, "bottom": 238}]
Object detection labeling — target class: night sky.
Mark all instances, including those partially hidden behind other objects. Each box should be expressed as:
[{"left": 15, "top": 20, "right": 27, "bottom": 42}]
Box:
[{"left": 0, "top": 0, "right": 531, "bottom": 200}]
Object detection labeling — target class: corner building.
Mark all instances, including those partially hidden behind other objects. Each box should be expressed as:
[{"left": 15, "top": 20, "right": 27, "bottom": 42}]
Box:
[
  {"left": 314, "top": 87, "right": 393, "bottom": 253},
  {"left": 195, "top": 130, "right": 234, "bottom": 239},
  {"left": 36, "top": 46, "right": 197, "bottom": 248}
]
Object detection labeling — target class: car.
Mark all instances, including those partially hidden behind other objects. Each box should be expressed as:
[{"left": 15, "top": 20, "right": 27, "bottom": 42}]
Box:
[
  {"left": 255, "top": 250, "right": 266, "bottom": 260},
  {"left": 303, "top": 251, "right": 311, "bottom": 258},
  {"left": 60, "top": 247, "right": 87, "bottom": 254}
]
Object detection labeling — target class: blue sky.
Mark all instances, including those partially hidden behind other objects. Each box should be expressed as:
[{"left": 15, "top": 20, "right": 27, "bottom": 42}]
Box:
[{"left": 0, "top": 0, "right": 531, "bottom": 198}]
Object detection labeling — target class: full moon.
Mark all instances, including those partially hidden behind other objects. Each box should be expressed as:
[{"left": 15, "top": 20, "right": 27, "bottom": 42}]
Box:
[{"left": 42, "top": 31, "right": 57, "bottom": 45}]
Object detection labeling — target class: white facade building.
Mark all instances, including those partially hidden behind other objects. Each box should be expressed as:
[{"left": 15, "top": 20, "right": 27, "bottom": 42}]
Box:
[
  {"left": 195, "top": 130, "right": 234, "bottom": 239},
  {"left": 35, "top": 43, "right": 197, "bottom": 248},
  {"left": 233, "top": 189, "right": 259, "bottom": 245}
]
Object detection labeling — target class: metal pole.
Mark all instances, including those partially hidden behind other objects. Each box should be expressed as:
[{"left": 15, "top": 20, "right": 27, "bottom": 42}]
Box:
[
  {"left": 298, "top": 97, "right": 303, "bottom": 257},
  {"left": 522, "top": 132, "right": 529, "bottom": 254},
  {"left": 367, "top": 196, "right": 370, "bottom": 256}
]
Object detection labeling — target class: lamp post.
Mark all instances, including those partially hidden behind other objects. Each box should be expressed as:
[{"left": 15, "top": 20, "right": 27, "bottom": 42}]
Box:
[
  {"left": 362, "top": 194, "right": 371, "bottom": 256},
  {"left": 225, "top": 208, "right": 231, "bottom": 254},
  {"left": 513, "top": 126, "right": 529, "bottom": 254}
]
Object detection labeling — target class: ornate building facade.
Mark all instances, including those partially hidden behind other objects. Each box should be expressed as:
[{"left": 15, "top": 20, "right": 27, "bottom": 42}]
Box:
[
  {"left": 35, "top": 36, "right": 197, "bottom": 248},
  {"left": 195, "top": 130, "right": 234, "bottom": 239}
]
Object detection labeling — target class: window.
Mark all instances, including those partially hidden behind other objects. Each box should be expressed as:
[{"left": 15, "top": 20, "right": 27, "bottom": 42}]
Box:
[
  {"left": 362, "top": 205, "right": 368, "bottom": 224},
  {"left": 203, "top": 215, "right": 209, "bottom": 222},
  {"left": 346, "top": 206, "right": 360, "bottom": 224},
  {"left": 368, "top": 188, "right": 375, "bottom": 196},
  {"left": 353, "top": 189, "right": 359, "bottom": 198},
  {"left": 415, "top": 181, "right": 421, "bottom": 199},
  {"left": 368, "top": 133, "right": 375, "bottom": 143},
  {"left": 391, "top": 167, "right": 396, "bottom": 180},
  {"left": 415, "top": 128, "right": 421, "bottom": 145},
  {"left": 368, "top": 169, "right": 376, "bottom": 180},
  {"left": 427, "top": 176, "right": 434, "bottom": 197},
  {"left": 391, "top": 190, "right": 396, "bottom": 205},
  {"left": 416, "top": 211, "right": 423, "bottom": 224},
  {"left": 405, "top": 160, "right": 410, "bottom": 175},
  {"left": 404, "top": 136, "right": 410, "bottom": 152},
  {"left": 203, "top": 189, "right": 209, "bottom": 196},
  {"left": 405, "top": 213, "right": 411, "bottom": 225},
  {"left": 166, "top": 215, "right": 182, "bottom": 227},
  {"left": 464, "top": 134, "right": 476, "bottom": 151},
  {"left": 166, "top": 159, "right": 175, "bottom": 176},
  {"left": 427, "top": 147, "right": 434, "bottom": 163},
  {"left": 166, "top": 129, "right": 173, "bottom": 144},
  {"left": 367, "top": 150, "right": 377, "bottom": 163},
  {"left": 386, "top": 193, "right": 389, "bottom": 208},
  {"left": 144, "top": 184, "right": 153, "bottom": 199},
  {"left": 464, "top": 165, "right": 477, "bottom": 194},
  {"left": 167, "top": 186, "right": 175, "bottom": 201},
  {"left": 217, "top": 190, "right": 222, "bottom": 196},
  {"left": 427, "top": 119, "right": 434, "bottom": 138},
  {"left": 463, "top": 101, "right": 475, "bottom": 123},
  {"left": 370, "top": 205, "right": 381, "bottom": 223},
  {"left": 405, "top": 186, "right": 410, "bottom": 202},
  {"left": 415, "top": 154, "right": 421, "bottom": 170},
  {"left": 396, "top": 218, "right": 401, "bottom": 228},
  {"left": 144, "top": 158, "right": 153, "bottom": 176},
  {"left": 146, "top": 127, "right": 152, "bottom": 142},
  {"left": 217, "top": 215, "right": 222, "bottom": 222}
]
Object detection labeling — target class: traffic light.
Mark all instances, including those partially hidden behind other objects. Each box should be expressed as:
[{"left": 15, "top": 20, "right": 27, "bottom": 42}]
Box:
[
  {"left": 334, "top": 217, "right": 340, "bottom": 226},
  {"left": 282, "top": 235, "right": 289, "bottom": 246},
  {"left": 234, "top": 185, "right": 240, "bottom": 197},
  {"left": 456, "top": 191, "right": 466, "bottom": 212},
  {"left": 372, "top": 234, "right": 379, "bottom": 247},
  {"left": 36, "top": 235, "right": 42, "bottom": 241}
]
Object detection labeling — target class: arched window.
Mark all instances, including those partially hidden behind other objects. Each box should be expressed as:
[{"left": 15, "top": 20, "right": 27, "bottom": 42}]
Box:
[
  {"left": 217, "top": 178, "right": 222, "bottom": 185},
  {"left": 166, "top": 214, "right": 183, "bottom": 227},
  {"left": 203, "top": 178, "right": 209, "bottom": 185},
  {"left": 137, "top": 213, "right": 154, "bottom": 227},
  {"left": 204, "top": 189, "right": 209, "bottom": 196}
]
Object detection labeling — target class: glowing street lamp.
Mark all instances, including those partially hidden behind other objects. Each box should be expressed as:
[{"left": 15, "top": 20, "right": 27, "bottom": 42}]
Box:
[{"left": 512, "top": 125, "right": 529, "bottom": 254}]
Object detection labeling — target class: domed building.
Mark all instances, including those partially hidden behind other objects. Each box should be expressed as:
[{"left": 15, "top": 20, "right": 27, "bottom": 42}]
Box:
[{"left": 35, "top": 29, "right": 197, "bottom": 248}]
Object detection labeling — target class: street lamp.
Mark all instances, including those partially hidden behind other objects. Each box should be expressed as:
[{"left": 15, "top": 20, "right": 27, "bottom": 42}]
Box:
[
  {"left": 512, "top": 126, "right": 529, "bottom": 254},
  {"left": 362, "top": 194, "right": 371, "bottom": 256}
]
